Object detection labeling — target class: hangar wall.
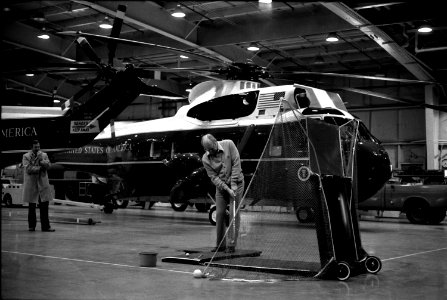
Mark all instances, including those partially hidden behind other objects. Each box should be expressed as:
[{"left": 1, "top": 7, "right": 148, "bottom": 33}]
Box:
[
  {"left": 354, "top": 108, "right": 447, "bottom": 171},
  {"left": 326, "top": 75, "right": 446, "bottom": 171}
]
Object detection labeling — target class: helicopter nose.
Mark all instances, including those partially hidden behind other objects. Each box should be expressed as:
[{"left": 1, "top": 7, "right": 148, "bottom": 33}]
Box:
[{"left": 357, "top": 143, "right": 392, "bottom": 202}]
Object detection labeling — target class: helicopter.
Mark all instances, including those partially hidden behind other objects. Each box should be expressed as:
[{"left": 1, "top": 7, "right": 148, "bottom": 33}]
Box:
[{"left": 47, "top": 70, "right": 392, "bottom": 215}]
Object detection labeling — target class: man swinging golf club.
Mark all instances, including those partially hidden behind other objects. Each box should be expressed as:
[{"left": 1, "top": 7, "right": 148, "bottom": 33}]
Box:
[{"left": 201, "top": 134, "right": 244, "bottom": 253}]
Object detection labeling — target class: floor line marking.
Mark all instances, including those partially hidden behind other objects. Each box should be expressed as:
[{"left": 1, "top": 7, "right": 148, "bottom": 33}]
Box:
[
  {"left": 1, "top": 250, "right": 192, "bottom": 275},
  {"left": 381, "top": 247, "right": 447, "bottom": 261}
]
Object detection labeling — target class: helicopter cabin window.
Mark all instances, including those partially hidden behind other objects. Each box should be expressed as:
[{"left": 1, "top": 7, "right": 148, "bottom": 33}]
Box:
[
  {"left": 149, "top": 141, "right": 160, "bottom": 158},
  {"left": 148, "top": 139, "right": 171, "bottom": 159},
  {"left": 187, "top": 91, "right": 259, "bottom": 121}
]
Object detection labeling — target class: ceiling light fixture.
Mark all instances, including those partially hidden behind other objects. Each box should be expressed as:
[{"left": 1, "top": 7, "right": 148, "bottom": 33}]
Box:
[
  {"left": 259, "top": 0, "right": 272, "bottom": 3},
  {"left": 26, "top": 73, "right": 35, "bottom": 77},
  {"left": 171, "top": 5, "right": 185, "bottom": 18},
  {"left": 37, "top": 33, "right": 50, "bottom": 39},
  {"left": 37, "top": 26, "right": 50, "bottom": 39},
  {"left": 326, "top": 32, "right": 339, "bottom": 42},
  {"left": 99, "top": 16, "right": 113, "bottom": 29},
  {"left": 180, "top": 55, "right": 189, "bottom": 59},
  {"left": 247, "top": 43, "right": 260, "bottom": 51},
  {"left": 417, "top": 24, "right": 433, "bottom": 33}
]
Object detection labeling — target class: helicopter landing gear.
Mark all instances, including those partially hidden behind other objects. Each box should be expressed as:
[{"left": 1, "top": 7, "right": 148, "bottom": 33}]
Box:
[{"left": 208, "top": 205, "right": 230, "bottom": 226}]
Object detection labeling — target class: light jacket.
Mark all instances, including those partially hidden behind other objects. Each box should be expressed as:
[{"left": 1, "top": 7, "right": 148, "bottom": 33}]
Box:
[
  {"left": 22, "top": 150, "right": 53, "bottom": 203},
  {"left": 202, "top": 139, "right": 243, "bottom": 191}
]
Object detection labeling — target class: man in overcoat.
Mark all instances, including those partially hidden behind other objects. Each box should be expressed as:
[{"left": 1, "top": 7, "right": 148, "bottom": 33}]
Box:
[{"left": 22, "top": 139, "right": 55, "bottom": 232}]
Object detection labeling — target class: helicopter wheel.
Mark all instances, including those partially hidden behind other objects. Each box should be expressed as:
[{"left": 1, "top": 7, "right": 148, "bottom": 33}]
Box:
[
  {"left": 170, "top": 184, "right": 189, "bottom": 212},
  {"left": 208, "top": 205, "right": 230, "bottom": 226}
]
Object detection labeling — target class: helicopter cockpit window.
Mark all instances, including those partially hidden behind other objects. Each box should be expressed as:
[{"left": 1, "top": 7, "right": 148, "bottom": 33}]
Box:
[
  {"left": 187, "top": 91, "right": 259, "bottom": 121},
  {"left": 323, "top": 116, "right": 350, "bottom": 126},
  {"left": 358, "top": 122, "right": 380, "bottom": 143},
  {"left": 294, "top": 88, "right": 311, "bottom": 109},
  {"left": 302, "top": 107, "right": 345, "bottom": 116}
]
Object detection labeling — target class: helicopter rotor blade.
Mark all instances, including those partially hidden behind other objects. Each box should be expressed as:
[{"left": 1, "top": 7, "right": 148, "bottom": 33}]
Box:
[
  {"left": 132, "top": 67, "right": 219, "bottom": 78},
  {"left": 108, "top": 4, "right": 127, "bottom": 66},
  {"left": 273, "top": 71, "right": 446, "bottom": 86},
  {"left": 75, "top": 37, "right": 103, "bottom": 67},
  {"left": 58, "top": 31, "right": 227, "bottom": 65},
  {"left": 340, "top": 87, "right": 447, "bottom": 112},
  {"left": 61, "top": 75, "right": 102, "bottom": 110}
]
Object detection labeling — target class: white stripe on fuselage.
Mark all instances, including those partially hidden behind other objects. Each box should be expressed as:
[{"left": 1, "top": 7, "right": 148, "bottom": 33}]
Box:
[
  {"left": 1, "top": 148, "right": 75, "bottom": 154},
  {"left": 1, "top": 106, "right": 68, "bottom": 119},
  {"left": 55, "top": 157, "right": 311, "bottom": 167}
]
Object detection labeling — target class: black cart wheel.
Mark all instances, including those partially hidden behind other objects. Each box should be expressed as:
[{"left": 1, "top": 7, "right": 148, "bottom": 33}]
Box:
[
  {"left": 336, "top": 262, "right": 351, "bottom": 281},
  {"left": 208, "top": 205, "right": 230, "bottom": 226},
  {"left": 365, "top": 256, "right": 382, "bottom": 274}
]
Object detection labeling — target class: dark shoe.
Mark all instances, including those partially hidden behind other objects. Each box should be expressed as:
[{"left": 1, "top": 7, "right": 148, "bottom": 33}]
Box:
[
  {"left": 211, "top": 246, "right": 226, "bottom": 252},
  {"left": 42, "top": 228, "right": 55, "bottom": 232},
  {"left": 28, "top": 228, "right": 35, "bottom": 232},
  {"left": 225, "top": 246, "right": 235, "bottom": 253}
]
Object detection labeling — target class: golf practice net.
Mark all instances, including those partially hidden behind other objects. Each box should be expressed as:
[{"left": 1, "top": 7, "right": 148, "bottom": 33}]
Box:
[{"left": 202, "top": 102, "right": 364, "bottom": 281}]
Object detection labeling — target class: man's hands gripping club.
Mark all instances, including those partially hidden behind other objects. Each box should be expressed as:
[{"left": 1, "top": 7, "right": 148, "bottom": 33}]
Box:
[{"left": 224, "top": 185, "right": 236, "bottom": 197}]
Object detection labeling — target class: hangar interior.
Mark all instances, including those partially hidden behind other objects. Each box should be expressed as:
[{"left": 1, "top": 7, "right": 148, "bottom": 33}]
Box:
[
  {"left": 2, "top": 1, "right": 447, "bottom": 170},
  {"left": 1, "top": 1, "right": 447, "bottom": 299}
]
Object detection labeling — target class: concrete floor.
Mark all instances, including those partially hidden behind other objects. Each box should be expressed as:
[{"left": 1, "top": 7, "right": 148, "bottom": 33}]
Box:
[{"left": 2, "top": 203, "right": 446, "bottom": 300}]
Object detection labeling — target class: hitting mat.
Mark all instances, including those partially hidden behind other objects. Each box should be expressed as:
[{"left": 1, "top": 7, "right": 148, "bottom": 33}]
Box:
[{"left": 161, "top": 247, "right": 262, "bottom": 265}]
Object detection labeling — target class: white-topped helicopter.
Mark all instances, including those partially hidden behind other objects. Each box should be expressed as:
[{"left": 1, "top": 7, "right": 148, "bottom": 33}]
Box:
[{"left": 49, "top": 60, "right": 393, "bottom": 216}]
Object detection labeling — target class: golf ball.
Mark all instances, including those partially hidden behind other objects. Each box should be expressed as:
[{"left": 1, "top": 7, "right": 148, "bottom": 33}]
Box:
[{"left": 193, "top": 269, "right": 203, "bottom": 278}]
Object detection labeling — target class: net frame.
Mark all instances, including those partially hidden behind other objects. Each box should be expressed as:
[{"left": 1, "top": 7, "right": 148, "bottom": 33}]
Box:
[{"left": 203, "top": 100, "right": 360, "bottom": 281}]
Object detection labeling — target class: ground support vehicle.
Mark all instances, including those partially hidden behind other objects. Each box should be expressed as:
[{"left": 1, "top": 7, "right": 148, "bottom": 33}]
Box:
[{"left": 358, "top": 179, "right": 447, "bottom": 225}]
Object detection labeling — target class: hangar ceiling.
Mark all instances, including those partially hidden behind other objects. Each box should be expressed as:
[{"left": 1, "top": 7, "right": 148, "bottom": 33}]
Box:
[{"left": 1, "top": 1, "right": 447, "bottom": 112}]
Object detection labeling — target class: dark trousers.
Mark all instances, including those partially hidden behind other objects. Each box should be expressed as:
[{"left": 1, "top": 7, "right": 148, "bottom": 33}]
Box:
[{"left": 28, "top": 199, "right": 51, "bottom": 230}]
